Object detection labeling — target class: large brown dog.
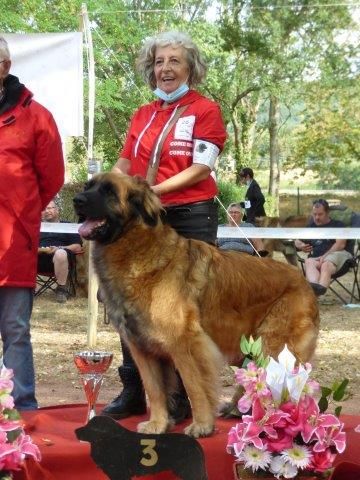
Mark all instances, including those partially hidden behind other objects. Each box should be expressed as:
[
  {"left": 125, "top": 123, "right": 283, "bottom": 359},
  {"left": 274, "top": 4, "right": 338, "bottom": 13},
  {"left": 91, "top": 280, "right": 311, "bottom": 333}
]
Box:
[{"left": 73, "top": 173, "right": 319, "bottom": 438}]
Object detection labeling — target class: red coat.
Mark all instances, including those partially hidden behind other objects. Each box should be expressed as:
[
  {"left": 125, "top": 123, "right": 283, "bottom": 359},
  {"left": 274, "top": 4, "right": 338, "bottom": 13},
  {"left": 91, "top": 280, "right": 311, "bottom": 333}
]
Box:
[
  {"left": 0, "top": 86, "right": 64, "bottom": 287},
  {"left": 121, "top": 90, "right": 227, "bottom": 206}
]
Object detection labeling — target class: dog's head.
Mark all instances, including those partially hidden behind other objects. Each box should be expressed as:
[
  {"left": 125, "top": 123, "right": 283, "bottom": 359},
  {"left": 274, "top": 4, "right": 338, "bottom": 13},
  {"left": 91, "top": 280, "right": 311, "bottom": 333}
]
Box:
[
  {"left": 75, "top": 415, "right": 126, "bottom": 442},
  {"left": 73, "top": 173, "right": 162, "bottom": 244}
]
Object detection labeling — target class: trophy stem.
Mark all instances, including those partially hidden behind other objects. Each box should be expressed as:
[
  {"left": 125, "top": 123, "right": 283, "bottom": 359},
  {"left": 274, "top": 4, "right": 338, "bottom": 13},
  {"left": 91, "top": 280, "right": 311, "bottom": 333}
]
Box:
[
  {"left": 74, "top": 351, "right": 113, "bottom": 425},
  {"left": 81, "top": 373, "right": 104, "bottom": 422}
]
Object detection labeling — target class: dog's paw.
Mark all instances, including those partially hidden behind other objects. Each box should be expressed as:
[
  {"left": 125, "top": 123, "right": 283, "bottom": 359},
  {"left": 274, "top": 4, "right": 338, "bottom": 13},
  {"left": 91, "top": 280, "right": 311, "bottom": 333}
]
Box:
[
  {"left": 184, "top": 422, "right": 214, "bottom": 438},
  {"left": 137, "top": 420, "right": 168, "bottom": 434}
]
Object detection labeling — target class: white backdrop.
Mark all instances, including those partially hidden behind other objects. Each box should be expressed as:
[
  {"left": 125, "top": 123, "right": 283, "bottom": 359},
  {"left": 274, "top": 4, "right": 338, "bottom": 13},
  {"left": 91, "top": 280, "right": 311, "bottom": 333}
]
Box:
[{"left": 2, "top": 32, "right": 83, "bottom": 138}]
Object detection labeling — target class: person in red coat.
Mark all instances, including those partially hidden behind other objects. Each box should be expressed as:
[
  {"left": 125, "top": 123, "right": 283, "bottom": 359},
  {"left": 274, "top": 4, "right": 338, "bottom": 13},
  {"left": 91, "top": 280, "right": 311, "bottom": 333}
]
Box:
[
  {"left": 0, "top": 36, "right": 64, "bottom": 410},
  {"left": 102, "top": 31, "right": 227, "bottom": 422}
]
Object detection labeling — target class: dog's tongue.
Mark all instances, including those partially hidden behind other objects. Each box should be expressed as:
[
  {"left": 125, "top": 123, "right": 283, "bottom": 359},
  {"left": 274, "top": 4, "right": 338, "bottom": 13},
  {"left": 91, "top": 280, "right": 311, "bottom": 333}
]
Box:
[{"left": 78, "top": 219, "right": 100, "bottom": 238}]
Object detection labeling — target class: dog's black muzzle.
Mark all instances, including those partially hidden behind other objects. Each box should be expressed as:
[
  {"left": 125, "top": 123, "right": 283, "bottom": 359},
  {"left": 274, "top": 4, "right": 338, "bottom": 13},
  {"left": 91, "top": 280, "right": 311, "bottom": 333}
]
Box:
[{"left": 73, "top": 190, "right": 106, "bottom": 219}]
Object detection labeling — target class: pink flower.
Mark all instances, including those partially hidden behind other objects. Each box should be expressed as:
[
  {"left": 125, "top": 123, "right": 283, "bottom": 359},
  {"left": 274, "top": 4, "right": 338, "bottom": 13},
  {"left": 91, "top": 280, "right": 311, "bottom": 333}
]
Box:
[
  {"left": 308, "top": 448, "right": 336, "bottom": 473},
  {"left": 0, "top": 365, "right": 41, "bottom": 473},
  {"left": 265, "top": 430, "right": 294, "bottom": 453},
  {"left": 235, "top": 362, "right": 259, "bottom": 388},
  {"left": 313, "top": 422, "right": 346, "bottom": 454},
  {"left": 0, "top": 392, "right": 15, "bottom": 410},
  {"left": 0, "top": 443, "right": 21, "bottom": 471},
  {"left": 238, "top": 393, "right": 253, "bottom": 414},
  {"left": 227, "top": 344, "right": 347, "bottom": 476},
  {"left": 16, "top": 433, "right": 41, "bottom": 462},
  {"left": 0, "top": 419, "right": 21, "bottom": 433},
  {"left": 227, "top": 418, "right": 266, "bottom": 457},
  {"left": 236, "top": 364, "right": 271, "bottom": 413}
]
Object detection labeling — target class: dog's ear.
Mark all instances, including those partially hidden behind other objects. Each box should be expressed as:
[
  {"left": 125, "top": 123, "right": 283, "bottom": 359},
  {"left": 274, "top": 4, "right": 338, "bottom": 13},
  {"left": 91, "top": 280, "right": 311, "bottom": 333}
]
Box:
[
  {"left": 129, "top": 177, "right": 161, "bottom": 227},
  {"left": 86, "top": 416, "right": 123, "bottom": 436}
]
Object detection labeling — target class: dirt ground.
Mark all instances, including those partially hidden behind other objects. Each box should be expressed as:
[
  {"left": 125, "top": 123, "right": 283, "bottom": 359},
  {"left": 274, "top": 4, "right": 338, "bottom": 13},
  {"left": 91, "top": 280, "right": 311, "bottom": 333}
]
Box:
[{"left": 31, "top": 265, "right": 360, "bottom": 416}]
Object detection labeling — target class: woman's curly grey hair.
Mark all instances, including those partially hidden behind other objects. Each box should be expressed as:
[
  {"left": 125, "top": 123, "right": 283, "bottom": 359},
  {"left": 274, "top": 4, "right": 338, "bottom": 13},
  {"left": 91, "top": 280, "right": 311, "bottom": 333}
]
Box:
[
  {"left": 136, "top": 31, "right": 207, "bottom": 89},
  {"left": 0, "top": 36, "right": 11, "bottom": 61}
]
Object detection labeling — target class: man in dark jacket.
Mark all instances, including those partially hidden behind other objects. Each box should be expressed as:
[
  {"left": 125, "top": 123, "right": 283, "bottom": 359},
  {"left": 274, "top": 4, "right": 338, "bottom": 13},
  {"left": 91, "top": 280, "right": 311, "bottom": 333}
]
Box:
[
  {"left": 239, "top": 167, "right": 266, "bottom": 223},
  {"left": 0, "top": 36, "right": 64, "bottom": 409}
]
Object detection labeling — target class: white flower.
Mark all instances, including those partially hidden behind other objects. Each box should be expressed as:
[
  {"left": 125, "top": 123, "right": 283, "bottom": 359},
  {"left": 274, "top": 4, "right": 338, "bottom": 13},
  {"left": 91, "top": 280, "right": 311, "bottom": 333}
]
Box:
[
  {"left": 278, "top": 345, "right": 296, "bottom": 373},
  {"left": 270, "top": 456, "right": 298, "bottom": 479},
  {"left": 286, "top": 364, "right": 309, "bottom": 403},
  {"left": 266, "top": 357, "right": 286, "bottom": 403},
  {"left": 239, "top": 446, "right": 272, "bottom": 473},
  {"left": 281, "top": 444, "right": 311, "bottom": 469},
  {"left": 266, "top": 345, "right": 309, "bottom": 404}
]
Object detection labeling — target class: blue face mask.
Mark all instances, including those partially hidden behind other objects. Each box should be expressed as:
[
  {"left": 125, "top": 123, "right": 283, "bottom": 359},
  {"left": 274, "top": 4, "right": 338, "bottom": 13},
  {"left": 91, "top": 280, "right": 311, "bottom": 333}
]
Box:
[{"left": 153, "top": 83, "right": 189, "bottom": 103}]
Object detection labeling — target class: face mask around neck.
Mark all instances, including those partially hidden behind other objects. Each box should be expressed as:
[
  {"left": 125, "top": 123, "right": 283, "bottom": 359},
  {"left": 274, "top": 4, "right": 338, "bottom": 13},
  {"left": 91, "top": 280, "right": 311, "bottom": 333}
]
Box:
[{"left": 153, "top": 83, "right": 189, "bottom": 103}]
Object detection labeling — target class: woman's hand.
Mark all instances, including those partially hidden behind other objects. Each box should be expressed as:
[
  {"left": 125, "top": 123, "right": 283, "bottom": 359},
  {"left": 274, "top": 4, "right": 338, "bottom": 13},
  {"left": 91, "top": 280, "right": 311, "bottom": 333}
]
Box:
[
  {"left": 152, "top": 164, "right": 211, "bottom": 196},
  {"left": 112, "top": 157, "right": 130, "bottom": 174}
]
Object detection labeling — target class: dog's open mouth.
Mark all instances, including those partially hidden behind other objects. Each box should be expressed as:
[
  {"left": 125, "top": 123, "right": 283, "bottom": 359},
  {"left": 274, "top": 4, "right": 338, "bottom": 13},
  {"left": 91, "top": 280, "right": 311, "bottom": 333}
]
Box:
[{"left": 79, "top": 218, "right": 107, "bottom": 240}]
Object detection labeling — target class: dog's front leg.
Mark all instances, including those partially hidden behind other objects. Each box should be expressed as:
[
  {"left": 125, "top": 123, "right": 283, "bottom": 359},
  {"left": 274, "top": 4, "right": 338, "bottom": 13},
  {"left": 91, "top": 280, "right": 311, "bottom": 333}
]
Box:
[
  {"left": 172, "top": 333, "right": 222, "bottom": 438},
  {"left": 127, "top": 343, "right": 169, "bottom": 434}
]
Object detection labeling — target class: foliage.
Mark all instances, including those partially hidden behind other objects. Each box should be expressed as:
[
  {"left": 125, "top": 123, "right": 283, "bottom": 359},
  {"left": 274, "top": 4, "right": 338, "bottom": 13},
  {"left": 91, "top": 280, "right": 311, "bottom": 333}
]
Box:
[
  {"left": 57, "top": 181, "right": 85, "bottom": 222},
  {"left": 285, "top": 81, "right": 360, "bottom": 189},
  {"left": 1, "top": 0, "right": 358, "bottom": 195},
  {"left": 227, "top": 340, "right": 348, "bottom": 478},
  {"left": 217, "top": 179, "right": 246, "bottom": 224}
]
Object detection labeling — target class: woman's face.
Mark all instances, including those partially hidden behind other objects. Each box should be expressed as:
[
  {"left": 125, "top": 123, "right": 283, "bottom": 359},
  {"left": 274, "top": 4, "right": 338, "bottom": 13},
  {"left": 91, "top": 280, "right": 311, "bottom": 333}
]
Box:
[
  {"left": 0, "top": 58, "right": 11, "bottom": 85},
  {"left": 154, "top": 45, "right": 190, "bottom": 94}
]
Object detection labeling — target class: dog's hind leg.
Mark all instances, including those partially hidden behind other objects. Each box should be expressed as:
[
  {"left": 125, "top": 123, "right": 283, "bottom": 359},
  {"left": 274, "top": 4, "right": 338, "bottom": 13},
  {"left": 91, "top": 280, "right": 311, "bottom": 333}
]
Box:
[
  {"left": 127, "top": 343, "right": 170, "bottom": 434},
  {"left": 172, "top": 331, "right": 223, "bottom": 438}
]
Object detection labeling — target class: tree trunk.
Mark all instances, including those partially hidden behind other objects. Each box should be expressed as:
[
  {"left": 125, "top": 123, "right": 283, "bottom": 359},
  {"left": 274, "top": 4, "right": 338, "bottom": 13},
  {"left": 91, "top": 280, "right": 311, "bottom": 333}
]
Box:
[
  {"left": 268, "top": 95, "right": 280, "bottom": 215},
  {"left": 231, "top": 113, "right": 242, "bottom": 183},
  {"left": 234, "top": 96, "right": 260, "bottom": 183}
]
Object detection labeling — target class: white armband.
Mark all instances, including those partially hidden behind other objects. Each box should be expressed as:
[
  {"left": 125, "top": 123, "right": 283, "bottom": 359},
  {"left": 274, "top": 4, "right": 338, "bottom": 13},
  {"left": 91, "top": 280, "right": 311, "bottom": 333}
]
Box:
[{"left": 192, "top": 139, "right": 220, "bottom": 170}]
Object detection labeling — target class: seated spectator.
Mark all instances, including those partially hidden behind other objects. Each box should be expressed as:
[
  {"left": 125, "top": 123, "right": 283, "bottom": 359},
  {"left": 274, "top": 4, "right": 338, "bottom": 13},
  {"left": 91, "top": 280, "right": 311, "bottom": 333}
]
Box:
[
  {"left": 217, "top": 203, "right": 267, "bottom": 255},
  {"left": 38, "top": 200, "right": 83, "bottom": 303},
  {"left": 294, "top": 199, "right": 353, "bottom": 296}
]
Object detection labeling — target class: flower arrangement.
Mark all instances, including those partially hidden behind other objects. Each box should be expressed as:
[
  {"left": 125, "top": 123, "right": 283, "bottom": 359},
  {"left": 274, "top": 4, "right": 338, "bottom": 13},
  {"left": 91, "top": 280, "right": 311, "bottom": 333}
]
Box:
[
  {"left": 227, "top": 337, "right": 348, "bottom": 479},
  {"left": 0, "top": 365, "right": 41, "bottom": 479}
]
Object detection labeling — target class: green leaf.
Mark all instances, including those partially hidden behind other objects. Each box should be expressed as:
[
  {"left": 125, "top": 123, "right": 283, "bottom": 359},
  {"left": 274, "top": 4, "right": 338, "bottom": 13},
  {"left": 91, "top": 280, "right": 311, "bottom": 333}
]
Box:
[
  {"left": 242, "top": 357, "right": 251, "bottom": 368},
  {"left": 333, "top": 379, "right": 349, "bottom": 401},
  {"left": 240, "top": 335, "right": 250, "bottom": 355},
  {"left": 320, "top": 386, "right": 332, "bottom": 398},
  {"left": 334, "top": 406, "right": 342, "bottom": 417},
  {"left": 7, "top": 427, "right": 22, "bottom": 443},
  {"left": 251, "top": 337, "right": 262, "bottom": 357},
  {"left": 318, "top": 396, "right": 329, "bottom": 413}
]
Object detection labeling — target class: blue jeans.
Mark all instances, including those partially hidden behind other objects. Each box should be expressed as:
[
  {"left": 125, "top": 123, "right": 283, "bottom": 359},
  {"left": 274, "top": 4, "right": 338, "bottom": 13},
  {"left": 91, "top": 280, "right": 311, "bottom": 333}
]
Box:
[{"left": 0, "top": 287, "right": 38, "bottom": 410}]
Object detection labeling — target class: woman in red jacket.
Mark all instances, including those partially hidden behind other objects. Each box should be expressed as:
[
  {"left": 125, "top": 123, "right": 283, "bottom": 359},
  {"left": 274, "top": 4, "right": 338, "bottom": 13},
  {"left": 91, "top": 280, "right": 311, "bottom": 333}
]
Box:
[
  {"left": 102, "top": 31, "right": 227, "bottom": 423},
  {"left": 0, "top": 36, "right": 64, "bottom": 410}
]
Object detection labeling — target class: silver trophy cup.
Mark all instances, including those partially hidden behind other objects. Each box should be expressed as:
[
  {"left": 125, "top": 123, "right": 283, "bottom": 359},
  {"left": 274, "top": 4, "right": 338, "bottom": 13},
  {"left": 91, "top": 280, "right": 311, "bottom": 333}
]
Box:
[{"left": 74, "top": 351, "right": 113, "bottom": 423}]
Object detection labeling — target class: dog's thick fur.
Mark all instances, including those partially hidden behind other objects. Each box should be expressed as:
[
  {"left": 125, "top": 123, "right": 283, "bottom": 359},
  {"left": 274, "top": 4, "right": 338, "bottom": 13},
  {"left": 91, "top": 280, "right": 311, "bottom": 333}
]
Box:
[
  {"left": 74, "top": 173, "right": 319, "bottom": 438},
  {"left": 76, "top": 416, "right": 207, "bottom": 480}
]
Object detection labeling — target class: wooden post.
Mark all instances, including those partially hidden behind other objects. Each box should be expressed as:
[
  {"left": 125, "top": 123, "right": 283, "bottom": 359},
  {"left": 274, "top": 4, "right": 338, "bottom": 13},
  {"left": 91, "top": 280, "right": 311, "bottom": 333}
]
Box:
[{"left": 81, "top": 3, "right": 98, "bottom": 348}]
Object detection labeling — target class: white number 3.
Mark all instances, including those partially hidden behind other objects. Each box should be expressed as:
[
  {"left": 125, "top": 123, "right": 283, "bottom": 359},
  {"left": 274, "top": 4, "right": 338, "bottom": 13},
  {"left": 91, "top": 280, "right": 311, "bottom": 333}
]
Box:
[{"left": 140, "top": 439, "right": 158, "bottom": 466}]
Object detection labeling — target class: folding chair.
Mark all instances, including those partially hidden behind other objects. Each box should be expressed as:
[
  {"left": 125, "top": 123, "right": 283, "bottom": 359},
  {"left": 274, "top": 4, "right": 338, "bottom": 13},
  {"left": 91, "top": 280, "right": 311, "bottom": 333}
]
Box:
[
  {"left": 297, "top": 211, "right": 360, "bottom": 305},
  {"left": 327, "top": 249, "right": 360, "bottom": 304},
  {"left": 329, "top": 212, "right": 360, "bottom": 304},
  {"left": 35, "top": 251, "right": 78, "bottom": 298}
]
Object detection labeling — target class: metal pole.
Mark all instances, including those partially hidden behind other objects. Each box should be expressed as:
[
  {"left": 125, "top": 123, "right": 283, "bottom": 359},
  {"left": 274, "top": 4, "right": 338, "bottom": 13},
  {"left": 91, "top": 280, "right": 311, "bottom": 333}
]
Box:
[{"left": 81, "top": 3, "right": 98, "bottom": 348}]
